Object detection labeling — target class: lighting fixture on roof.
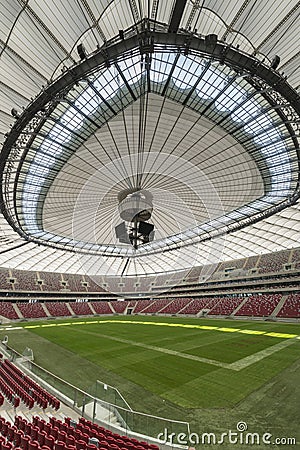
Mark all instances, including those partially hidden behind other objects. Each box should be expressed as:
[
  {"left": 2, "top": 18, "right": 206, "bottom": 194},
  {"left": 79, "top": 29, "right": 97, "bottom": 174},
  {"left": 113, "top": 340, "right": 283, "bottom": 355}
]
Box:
[
  {"left": 11, "top": 108, "right": 20, "bottom": 119},
  {"left": 77, "top": 44, "right": 87, "bottom": 61},
  {"left": 115, "top": 190, "right": 155, "bottom": 249},
  {"left": 205, "top": 34, "right": 218, "bottom": 45},
  {"left": 271, "top": 55, "right": 280, "bottom": 70}
]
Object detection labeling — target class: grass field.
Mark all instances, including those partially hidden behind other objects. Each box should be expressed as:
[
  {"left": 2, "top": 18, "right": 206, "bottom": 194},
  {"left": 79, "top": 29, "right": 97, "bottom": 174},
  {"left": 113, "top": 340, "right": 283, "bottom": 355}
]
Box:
[{"left": 2, "top": 315, "right": 300, "bottom": 449}]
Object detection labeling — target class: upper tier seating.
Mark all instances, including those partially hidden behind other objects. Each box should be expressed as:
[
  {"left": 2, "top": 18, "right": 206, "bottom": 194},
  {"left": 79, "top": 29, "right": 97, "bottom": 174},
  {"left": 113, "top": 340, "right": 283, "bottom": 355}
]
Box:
[
  {"left": 0, "top": 246, "right": 299, "bottom": 297},
  {"left": 84, "top": 277, "right": 106, "bottom": 292},
  {"left": 259, "top": 250, "right": 290, "bottom": 274},
  {"left": 12, "top": 270, "right": 39, "bottom": 292},
  {"left": 218, "top": 258, "right": 246, "bottom": 271},
  {"left": 61, "top": 275, "right": 87, "bottom": 292},
  {"left": 291, "top": 248, "right": 300, "bottom": 269},
  {"left": 39, "top": 272, "right": 63, "bottom": 292},
  {"left": 243, "top": 255, "right": 260, "bottom": 271},
  {"left": 0, "top": 269, "right": 12, "bottom": 291}
]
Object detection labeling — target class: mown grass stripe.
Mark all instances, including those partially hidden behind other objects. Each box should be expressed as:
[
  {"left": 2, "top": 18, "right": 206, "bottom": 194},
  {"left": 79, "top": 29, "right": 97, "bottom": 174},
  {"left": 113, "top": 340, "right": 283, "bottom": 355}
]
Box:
[{"left": 17, "top": 319, "right": 299, "bottom": 341}]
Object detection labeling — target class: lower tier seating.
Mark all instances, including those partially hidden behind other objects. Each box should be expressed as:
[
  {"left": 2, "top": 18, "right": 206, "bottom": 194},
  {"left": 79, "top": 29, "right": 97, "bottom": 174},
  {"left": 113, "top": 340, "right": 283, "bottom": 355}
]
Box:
[
  {"left": 0, "top": 358, "right": 60, "bottom": 411},
  {"left": 236, "top": 294, "right": 282, "bottom": 317},
  {"left": 0, "top": 293, "right": 298, "bottom": 321},
  {"left": 277, "top": 294, "right": 300, "bottom": 318},
  {"left": 0, "top": 415, "right": 160, "bottom": 450}
]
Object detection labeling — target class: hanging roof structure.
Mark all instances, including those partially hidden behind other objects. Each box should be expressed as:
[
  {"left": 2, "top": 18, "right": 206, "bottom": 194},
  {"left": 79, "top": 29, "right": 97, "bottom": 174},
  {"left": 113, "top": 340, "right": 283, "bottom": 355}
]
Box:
[{"left": 0, "top": 0, "right": 299, "bottom": 280}]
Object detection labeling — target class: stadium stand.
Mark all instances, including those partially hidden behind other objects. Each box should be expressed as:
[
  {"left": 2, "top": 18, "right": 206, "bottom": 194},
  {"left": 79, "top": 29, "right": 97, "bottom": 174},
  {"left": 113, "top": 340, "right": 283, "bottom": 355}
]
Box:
[
  {"left": 132, "top": 299, "right": 154, "bottom": 313},
  {"left": 236, "top": 294, "right": 282, "bottom": 317},
  {"left": 158, "top": 297, "right": 192, "bottom": 314},
  {"left": 185, "top": 266, "right": 202, "bottom": 283},
  {"left": 110, "top": 300, "right": 129, "bottom": 313},
  {"left": 139, "top": 298, "right": 172, "bottom": 314},
  {"left": 17, "top": 302, "right": 47, "bottom": 319},
  {"left": 0, "top": 269, "right": 13, "bottom": 291},
  {"left": 0, "top": 415, "right": 161, "bottom": 450},
  {"left": 39, "top": 272, "right": 63, "bottom": 292},
  {"left": 137, "top": 277, "right": 153, "bottom": 292},
  {"left": 12, "top": 270, "right": 39, "bottom": 292},
  {"left": 69, "top": 302, "right": 93, "bottom": 316},
  {"left": 0, "top": 302, "right": 19, "bottom": 320},
  {"left": 45, "top": 302, "right": 72, "bottom": 317},
  {"left": 61, "top": 275, "right": 87, "bottom": 292},
  {"left": 90, "top": 301, "right": 113, "bottom": 314},
  {"left": 178, "top": 298, "right": 211, "bottom": 315},
  {"left": 277, "top": 294, "right": 300, "bottom": 318},
  {"left": 218, "top": 258, "right": 246, "bottom": 271},
  {"left": 208, "top": 297, "right": 244, "bottom": 316},
  {"left": 259, "top": 250, "right": 290, "bottom": 274},
  {"left": 121, "top": 278, "right": 137, "bottom": 292},
  {"left": 0, "top": 292, "right": 299, "bottom": 321},
  {"left": 291, "top": 248, "right": 300, "bottom": 269},
  {"left": 0, "top": 359, "right": 60, "bottom": 410},
  {"left": 84, "top": 277, "right": 106, "bottom": 292},
  {"left": 243, "top": 255, "right": 260, "bottom": 271},
  {"left": 128, "top": 300, "right": 137, "bottom": 308}
]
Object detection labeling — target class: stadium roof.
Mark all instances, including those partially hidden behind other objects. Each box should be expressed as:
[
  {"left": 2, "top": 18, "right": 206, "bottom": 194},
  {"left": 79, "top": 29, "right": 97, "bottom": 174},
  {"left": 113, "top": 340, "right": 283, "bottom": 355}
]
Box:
[{"left": 0, "top": 0, "right": 299, "bottom": 279}]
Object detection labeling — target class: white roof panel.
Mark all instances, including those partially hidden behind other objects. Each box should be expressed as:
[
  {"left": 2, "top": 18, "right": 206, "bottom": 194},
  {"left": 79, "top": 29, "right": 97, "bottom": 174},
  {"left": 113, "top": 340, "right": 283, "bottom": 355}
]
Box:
[{"left": 0, "top": 0, "right": 299, "bottom": 277}]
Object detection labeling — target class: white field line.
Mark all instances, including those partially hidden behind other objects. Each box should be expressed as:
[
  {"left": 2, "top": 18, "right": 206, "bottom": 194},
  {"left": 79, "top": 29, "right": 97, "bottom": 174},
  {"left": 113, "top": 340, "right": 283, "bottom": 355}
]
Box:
[
  {"left": 75, "top": 329, "right": 298, "bottom": 372},
  {"left": 228, "top": 338, "right": 296, "bottom": 371},
  {"left": 76, "top": 329, "right": 232, "bottom": 369},
  {"left": 2, "top": 321, "right": 299, "bottom": 372}
]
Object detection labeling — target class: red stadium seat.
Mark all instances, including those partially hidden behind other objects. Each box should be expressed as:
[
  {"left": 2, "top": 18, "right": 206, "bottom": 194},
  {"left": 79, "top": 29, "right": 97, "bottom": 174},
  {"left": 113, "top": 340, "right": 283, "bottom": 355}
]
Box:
[
  {"left": 65, "top": 436, "right": 75, "bottom": 447},
  {"left": 37, "top": 432, "right": 47, "bottom": 447},
  {"left": 54, "top": 441, "right": 66, "bottom": 450},
  {"left": 2, "top": 443, "right": 12, "bottom": 450},
  {"left": 30, "top": 426, "right": 39, "bottom": 442},
  {"left": 14, "top": 430, "right": 23, "bottom": 447},
  {"left": 75, "top": 440, "right": 86, "bottom": 450},
  {"left": 7, "top": 426, "right": 16, "bottom": 442},
  {"left": 44, "top": 436, "right": 55, "bottom": 449},
  {"left": 28, "top": 440, "right": 39, "bottom": 450},
  {"left": 20, "top": 435, "right": 30, "bottom": 450}
]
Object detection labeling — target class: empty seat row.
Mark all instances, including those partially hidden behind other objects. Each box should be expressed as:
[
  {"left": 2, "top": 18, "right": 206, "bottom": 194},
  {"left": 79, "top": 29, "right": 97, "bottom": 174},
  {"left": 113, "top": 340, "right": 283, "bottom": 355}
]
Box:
[
  {"left": 0, "top": 364, "right": 46, "bottom": 409},
  {"left": 1, "top": 415, "right": 161, "bottom": 450},
  {"left": 0, "top": 370, "right": 30, "bottom": 408},
  {"left": 1, "top": 359, "right": 60, "bottom": 410}
]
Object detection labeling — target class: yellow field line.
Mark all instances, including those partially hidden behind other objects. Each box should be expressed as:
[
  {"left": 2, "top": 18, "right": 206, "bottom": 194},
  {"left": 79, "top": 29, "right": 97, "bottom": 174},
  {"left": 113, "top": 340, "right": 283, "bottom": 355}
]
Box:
[{"left": 1, "top": 318, "right": 299, "bottom": 340}]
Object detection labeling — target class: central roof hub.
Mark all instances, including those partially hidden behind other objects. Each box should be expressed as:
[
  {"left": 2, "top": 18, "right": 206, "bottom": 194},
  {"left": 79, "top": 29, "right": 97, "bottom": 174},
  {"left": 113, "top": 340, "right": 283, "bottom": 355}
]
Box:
[{"left": 118, "top": 189, "right": 153, "bottom": 222}]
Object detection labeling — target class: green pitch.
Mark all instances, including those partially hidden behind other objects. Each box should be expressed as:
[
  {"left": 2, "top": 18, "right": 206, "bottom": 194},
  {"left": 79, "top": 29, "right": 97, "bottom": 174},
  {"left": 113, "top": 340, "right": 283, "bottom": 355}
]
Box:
[{"left": 3, "top": 315, "right": 300, "bottom": 448}]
